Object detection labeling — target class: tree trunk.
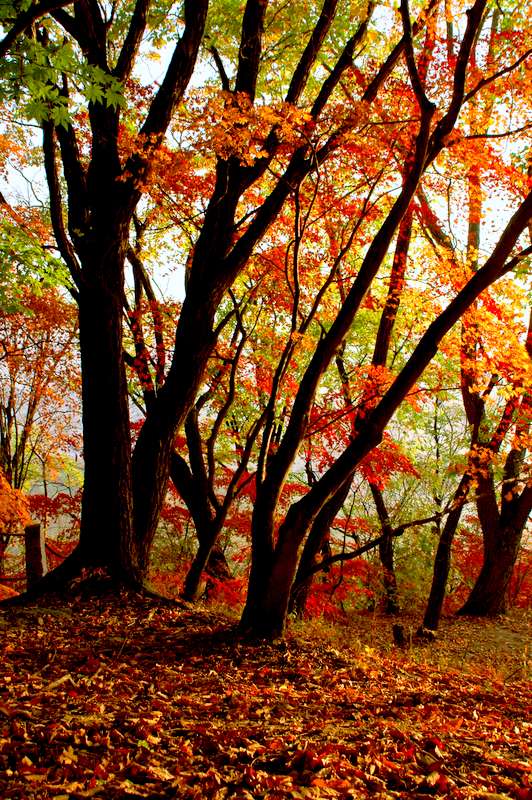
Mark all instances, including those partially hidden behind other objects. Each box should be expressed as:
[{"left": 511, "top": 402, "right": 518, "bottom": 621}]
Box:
[
  {"left": 182, "top": 534, "right": 232, "bottom": 601},
  {"left": 240, "top": 535, "right": 301, "bottom": 638},
  {"left": 289, "top": 478, "right": 349, "bottom": 616},
  {"left": 422, "top": 473, "right": 469, "bottom": 630},
  {"left": 457, "top": 517, "right": 527, "bottom": 616},
  {"left": 378, "top": 530, "right": 400, "bottom": 614},
  {"left": 76, "top": 258, "right": 138, "bottom": 585},
  {"left": 0, "top": 534, "right": 9, "bottom": 575},
  {"left": 458, "top": 549, "right": 514, "bottom": 616},
  {"left": 370, "top": 484, "right": 400, "bottom": 614},
  {"left": 169, "top": 444, "right": 232, "bottom": 602}
]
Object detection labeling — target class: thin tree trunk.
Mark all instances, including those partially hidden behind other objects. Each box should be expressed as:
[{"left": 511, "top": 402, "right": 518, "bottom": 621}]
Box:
[
  {"left": 370, "top": 484, "right": 400, "bottom": 614},
  {"left": 25, "top": 524, "right": 48, "bottom": 588},
  {"left": 422, "top": 472, "right": 470, "bottom": 630}
]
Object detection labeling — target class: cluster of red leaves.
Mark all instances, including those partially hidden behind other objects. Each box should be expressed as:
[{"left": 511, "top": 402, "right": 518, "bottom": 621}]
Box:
[
  {"left": 305, "top": 560, "right": 381, "bottom": 620},
  {"left": 0, "top": 597, "right": 530, "bottom": 800}
]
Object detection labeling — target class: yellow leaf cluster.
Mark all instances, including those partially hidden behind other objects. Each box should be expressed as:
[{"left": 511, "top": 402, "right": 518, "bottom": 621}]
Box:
[{"left": 200, "top": 92, "right": 312, "bottom": 166}]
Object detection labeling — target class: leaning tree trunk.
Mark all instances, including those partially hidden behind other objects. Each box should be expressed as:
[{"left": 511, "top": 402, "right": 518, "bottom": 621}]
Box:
[
  {"left": 182, "top": 528, "right": 231, "bottom": 601},
  {"left": 132, "top": 283, "right": 222, "bottom": 574},
  {"left": 169, "top": 443, "right": 232, "bottom": 603},
  {"left": 289, "top": 478, "right": 349, "bottom": 616}
]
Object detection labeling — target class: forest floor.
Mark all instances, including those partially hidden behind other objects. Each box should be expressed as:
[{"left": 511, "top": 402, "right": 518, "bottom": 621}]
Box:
[{"left": 0, "top": 593, "right": 530, "bottom": 800}]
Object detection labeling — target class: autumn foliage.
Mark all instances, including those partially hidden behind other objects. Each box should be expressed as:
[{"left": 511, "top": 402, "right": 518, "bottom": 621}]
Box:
[{"left": 0, "top": 0, "right": 530, "bottom": 637}]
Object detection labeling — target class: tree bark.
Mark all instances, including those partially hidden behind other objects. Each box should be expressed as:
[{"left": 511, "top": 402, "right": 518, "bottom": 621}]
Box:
[
  {"left": 289, "top": 483, "right": 343, "bottom": 616},
  {"left": 76, "top": 258, "right": 138, "bottom": 582},
  {"left": 370, "top": 484, "right": 400, "bottom": 614},
  {"left": 458, "top": 480, "right": 532, "bottom": 616},
  {"left": 459, "top": 308, "right": 531, "bottom": 616},
  {"left": 422, "top": 473, "right": 470, "bottom": 630},
  {"left": 457, "top": 513, "right": 529, "bottom": 616}
]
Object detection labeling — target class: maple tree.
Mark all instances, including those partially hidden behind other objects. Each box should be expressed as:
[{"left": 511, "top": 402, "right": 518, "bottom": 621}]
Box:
[
  {"left": 0, "top": 0, "right": 530, "bottom": 643},
  {"left": 237, "top": 0, "right": 532, "bottom": 636},
  {"left": 456, "top": 307, "right": 531, "bottom": 616},
  {"left": 0, "top": 288, "right": 79, "bottom": 490}
]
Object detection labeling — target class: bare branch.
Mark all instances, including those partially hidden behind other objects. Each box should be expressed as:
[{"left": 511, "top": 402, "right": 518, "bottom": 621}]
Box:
[
  {"left": 286, "top": 0, "right": 340, "bottom": 106},
  {"left": 41, "top": 123, "right": 82, "bottom": 287}
]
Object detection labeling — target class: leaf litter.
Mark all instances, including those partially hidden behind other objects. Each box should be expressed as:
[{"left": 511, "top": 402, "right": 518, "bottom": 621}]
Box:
[{"left": 0, "top": 595, "right": 530, "bottom": 799}]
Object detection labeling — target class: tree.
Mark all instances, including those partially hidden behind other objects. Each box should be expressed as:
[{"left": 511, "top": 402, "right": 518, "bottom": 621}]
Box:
[
  {"left": 457, "top": 309, "right": 531, "bottom": 616},
  {"left": 2, "top": 0, "right": 438, "bottom": 592},
  {"left": 238, "top": 0, "right": 532, "bottom": 636},
  {"left": 1, "top": 0, "right": 530, "bottom": 635},
  {"left": 0, "top": 288, "right": 79, "bottom": 490},
  {"left": 2, "top": 0, "right": 210, "bottom": 586}
]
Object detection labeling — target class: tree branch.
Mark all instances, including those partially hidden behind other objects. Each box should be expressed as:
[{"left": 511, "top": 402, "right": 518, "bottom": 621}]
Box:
[
  {"left": 234, "top": 0, "right": 268, "bottom": 100},
  {"left": 399, "top": 0, "right": 434, "bottom": 111},
  {"left": 311, "top": 2, "right": 374, "bottom": 118},
  {"left": 427, "top": 0, "right": 488, "bottom": 160},
  {"left": 209, "top": 44, "right": 231, "bottom": 91},
  {"left": 41, "top": 123, "right": 82, "bottom": 287},
  {"left": 114, "top": 0, "right": 151, "bottom": 81},
  {"left": 131, "top": 0, "right": 208, "bottom": 167},
  {"left": 0, "top": 0, "right": 73, "bottom": 59},
  {"left": 464, "top": 46, "right": 532, "bottom": 104},
  {"left": 286, "top": 0, "right": 340, "bottom": 106}
]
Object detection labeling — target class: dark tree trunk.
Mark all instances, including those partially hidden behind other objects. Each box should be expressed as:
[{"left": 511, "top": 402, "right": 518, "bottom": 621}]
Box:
[
  {"left": 422, "top": 473, "right": 470, "bottom": 630},
  {"left": 204, "top": 545, "right": 232, "bottom": 581},
  {"left": 289, "top": 478, "right": 349, "bottom": 616},
  {"left": 458, "top": 487, "right": 531, "bottom": 616},
  {"left": 169, "top": 428, "right": 232, "bottom": 603},
  {"left": 457, "top": 526, "right": 522, "bottom": 616},
  {"left": 182, "top": 529, "right": 230, "bottom": 601},
  {"left": 240, "top": 527, "right": 302, "bottom": 638},
  {"left": 76, "top": 254, "right": 138, "bottom": 584},
  {"left": 0, "top": 534, "right": 9, "bottom": 575}
]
